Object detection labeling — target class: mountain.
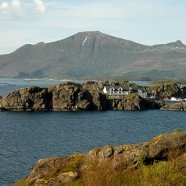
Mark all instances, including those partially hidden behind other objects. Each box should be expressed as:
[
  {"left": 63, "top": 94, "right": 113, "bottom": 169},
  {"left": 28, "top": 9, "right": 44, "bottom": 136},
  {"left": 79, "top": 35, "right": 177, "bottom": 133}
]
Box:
[{"left": 0, "top": 31, "right": 186, "bottom": 79}]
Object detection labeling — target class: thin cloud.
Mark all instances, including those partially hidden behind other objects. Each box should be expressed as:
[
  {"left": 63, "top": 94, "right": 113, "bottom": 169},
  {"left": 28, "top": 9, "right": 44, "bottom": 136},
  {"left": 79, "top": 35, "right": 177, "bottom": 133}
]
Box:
[
  {"left": 0, "top": 2, "right": 9, "bottom": 9},
  {"left": 11, "top": 0, "right": 23, "bottom": 16},
  {"left": 0, "top": 0, "right": 23, "bottom": 16},
  {"left": 34, "top": 0, "right": 46, "bottom": 13},
  {"left": 11, "top": 0, "right": 21, "bottom": 8},
  {"left": 0, "top": 0, "right": 47, "bottom": 18}
]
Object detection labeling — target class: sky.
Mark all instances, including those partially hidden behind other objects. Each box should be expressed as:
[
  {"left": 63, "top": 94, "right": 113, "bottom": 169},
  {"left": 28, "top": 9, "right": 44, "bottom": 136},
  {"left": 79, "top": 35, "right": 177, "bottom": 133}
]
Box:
[{"left": 0, "top": 0, "right": 186, "bottom": 54}]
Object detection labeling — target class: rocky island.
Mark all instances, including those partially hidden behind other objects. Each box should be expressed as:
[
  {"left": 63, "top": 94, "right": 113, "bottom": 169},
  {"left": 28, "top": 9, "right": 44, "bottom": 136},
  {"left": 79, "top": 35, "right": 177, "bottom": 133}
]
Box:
[
  {"left": 16, "top": 131, "right": 186, "bottom": 186},
  {"left": 0, "top": 80, "right": 185, "bottom": 112},
  {"left": 0, "top": 81, "right": 166, "bottom": 112}
]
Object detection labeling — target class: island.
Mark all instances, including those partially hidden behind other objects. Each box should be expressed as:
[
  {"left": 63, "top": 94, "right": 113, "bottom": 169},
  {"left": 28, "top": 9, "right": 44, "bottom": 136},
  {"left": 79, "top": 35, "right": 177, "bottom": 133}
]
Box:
[{"left": 0, "top": 80, "right": 185, "bottom": 112}]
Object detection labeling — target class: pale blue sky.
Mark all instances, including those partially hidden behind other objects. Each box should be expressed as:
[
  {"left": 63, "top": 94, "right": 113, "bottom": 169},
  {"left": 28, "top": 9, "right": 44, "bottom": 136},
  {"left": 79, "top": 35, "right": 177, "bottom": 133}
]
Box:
[{"left": 0, "top": 0, "right": 186, "bottom": 54}]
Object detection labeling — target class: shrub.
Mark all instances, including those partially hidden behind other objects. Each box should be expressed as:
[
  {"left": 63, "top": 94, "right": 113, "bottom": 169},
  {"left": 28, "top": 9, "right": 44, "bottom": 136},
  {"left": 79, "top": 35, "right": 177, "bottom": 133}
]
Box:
[
  {"left": 80, "top": 160, "right": 186, "bottom": 186},
  {"left": 173, "top": 128, "right": 183, "bottom": 133},
  {"left": 16, "top": 158, "right": 186, "bottom": 186},
  {"left": 139, "top": 161, "right": 186, "bottom": 186},
  {"left": 15, "top": 179, "right": 29, "bottom": 186}
]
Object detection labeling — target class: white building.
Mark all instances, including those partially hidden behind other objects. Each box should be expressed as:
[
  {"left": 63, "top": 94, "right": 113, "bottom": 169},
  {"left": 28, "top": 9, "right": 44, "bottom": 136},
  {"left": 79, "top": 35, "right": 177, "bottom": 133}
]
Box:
[
  {"left": 137, "top": 89, "right": 147, "bottom": 98},
  {"left": 103, "top": 86, "right": 131, "bottom": 96}
]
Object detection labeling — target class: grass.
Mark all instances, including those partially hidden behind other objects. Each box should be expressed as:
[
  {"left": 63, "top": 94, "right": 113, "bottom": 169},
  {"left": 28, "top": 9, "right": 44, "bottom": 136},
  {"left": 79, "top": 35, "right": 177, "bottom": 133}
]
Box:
[
  {"left": 15, "top": 158, "right": 186, "bottom": 186},
  {"left": 15, "top": 179, "right": 29, "bottom": 186},
  {"left": 80, "top": 159, "right": 186, "bottom": 186},
  {"left": 173, "top": 128, "right": 184, "bottom": 133},
  {"left": 62, "top": 180, "right": 83, "bottom": 186},
  {"left": 139, "top": 161, "right": 186, "bottom": 186}
]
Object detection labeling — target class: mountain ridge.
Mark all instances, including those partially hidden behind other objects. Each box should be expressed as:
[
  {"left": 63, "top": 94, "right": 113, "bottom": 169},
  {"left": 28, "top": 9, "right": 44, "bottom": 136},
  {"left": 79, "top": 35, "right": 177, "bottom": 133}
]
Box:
[
  {"left": 11, "top": 31, "right": 186, "bottom": 53},
  {"left": 0, "top": 31, "right": 186, "bottom": 79}
]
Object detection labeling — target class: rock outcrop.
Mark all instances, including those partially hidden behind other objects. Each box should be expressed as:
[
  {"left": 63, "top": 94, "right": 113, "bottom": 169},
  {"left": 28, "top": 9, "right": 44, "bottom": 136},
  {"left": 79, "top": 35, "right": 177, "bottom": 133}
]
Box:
[
  {"left": 147, "top": 82, "right": 181, "bottom": 99},
  {"left": 23, "top": 132, "right": 186, "bottom": 185},
  {"left": 161, "top": 102, "right": 186, "bottom": 111},
  {"left": 0, "top": 82, "right": 106, "bottom": 111},
  {"left": 0, "top": 82, "right": 163, "bottom": 112},
  {"left": 180, "top": 86, "right": 186, "bottom": 99},
  {"left": 110, "top": 94, "right": 164, "bottom": 111},
  {"left": 0, "top": 86, "right": 51, "bottom": 111}
]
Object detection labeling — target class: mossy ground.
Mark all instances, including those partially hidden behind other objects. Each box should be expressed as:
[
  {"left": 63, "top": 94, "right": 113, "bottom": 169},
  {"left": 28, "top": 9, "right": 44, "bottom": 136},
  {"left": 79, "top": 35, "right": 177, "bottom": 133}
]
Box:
[
  {"left": 16, "top": 159, "right": 186, "bottom": 186},
  {"left": 81, "top": 160, "right": 186, "bottom": 186}
]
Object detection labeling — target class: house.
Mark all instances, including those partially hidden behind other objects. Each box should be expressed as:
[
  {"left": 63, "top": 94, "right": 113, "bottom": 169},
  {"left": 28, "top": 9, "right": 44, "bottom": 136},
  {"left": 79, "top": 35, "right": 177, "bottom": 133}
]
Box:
[
  {"left": 103, "top": 86, "right": 131, "bottom": 96},
  {"left": 137, "top": 89, "right": 147, "bottom": 98}
]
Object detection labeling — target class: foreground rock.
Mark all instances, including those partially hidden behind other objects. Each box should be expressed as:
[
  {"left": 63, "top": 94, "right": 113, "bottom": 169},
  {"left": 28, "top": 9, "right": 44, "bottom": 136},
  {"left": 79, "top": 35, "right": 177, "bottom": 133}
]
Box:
[
  {"left": 0, "top": 82, "right": 163, "bottom": 111},
  {"left": 23, "top": 132, "right": 186, "bottom": 185},
  {"left": 161, "top": 102, "right": 186, "bottom": 111}
]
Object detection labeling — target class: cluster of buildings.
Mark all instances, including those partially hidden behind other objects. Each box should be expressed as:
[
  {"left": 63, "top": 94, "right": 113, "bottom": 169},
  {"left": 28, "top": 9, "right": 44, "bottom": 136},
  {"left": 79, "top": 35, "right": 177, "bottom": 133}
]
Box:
[
  {"left": 102, "top": 84, "right": 186, "bottom": 100},
  {"left": 102, "top": 86, "right": 148, "bottom": 98}
]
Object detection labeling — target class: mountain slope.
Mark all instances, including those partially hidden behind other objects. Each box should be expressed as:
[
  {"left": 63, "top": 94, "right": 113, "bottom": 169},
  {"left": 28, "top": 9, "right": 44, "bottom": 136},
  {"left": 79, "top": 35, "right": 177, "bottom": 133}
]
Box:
[{"left": 0, "top": 31, "right": 186, "bottom": 79}]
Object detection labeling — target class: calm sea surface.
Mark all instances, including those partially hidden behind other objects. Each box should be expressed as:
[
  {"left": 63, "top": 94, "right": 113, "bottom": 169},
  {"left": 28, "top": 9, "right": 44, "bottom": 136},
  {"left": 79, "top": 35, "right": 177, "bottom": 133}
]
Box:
[{"left": 0, "top": 79, "right": 185, "bottom": 186}]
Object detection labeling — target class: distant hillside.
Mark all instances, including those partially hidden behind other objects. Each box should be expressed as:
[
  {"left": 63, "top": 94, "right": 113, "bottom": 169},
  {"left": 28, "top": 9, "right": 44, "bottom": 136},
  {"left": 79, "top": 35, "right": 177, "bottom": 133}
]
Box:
[{"left": 0, "top": 31, "right": 186, "bottom": 79}]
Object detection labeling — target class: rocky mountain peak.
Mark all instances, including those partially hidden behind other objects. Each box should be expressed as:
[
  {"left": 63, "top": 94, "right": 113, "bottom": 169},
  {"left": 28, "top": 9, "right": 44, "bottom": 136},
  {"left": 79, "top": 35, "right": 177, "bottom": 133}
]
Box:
[
  {"left": 77, "top": 31, "right": 101, "bottom": 35},
  {"left": 73, "top": 31, "right": 112, "bottom": 41},
  {"left": 174, "top": 40, "right": 184, "bottom": 46},
  {"left": 167, "top": 40, "right": 185, "bottom": 47},
  {"left": 35, "top": 41, "right": 45, "bottom": 46}
]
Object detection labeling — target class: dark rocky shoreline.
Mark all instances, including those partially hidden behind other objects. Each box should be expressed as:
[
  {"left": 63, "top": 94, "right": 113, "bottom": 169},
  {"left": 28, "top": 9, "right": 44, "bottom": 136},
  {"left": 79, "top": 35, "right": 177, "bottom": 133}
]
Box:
[{"left": 161, "top": 102, "right": 186, "bottom": 111}]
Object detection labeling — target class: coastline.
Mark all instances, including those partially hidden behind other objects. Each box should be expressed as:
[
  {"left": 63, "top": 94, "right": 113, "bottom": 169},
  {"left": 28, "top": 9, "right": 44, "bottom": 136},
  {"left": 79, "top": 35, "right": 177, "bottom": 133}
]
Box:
[{"left": 16, "top": 131, "right": 186, "bottom": 186}]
